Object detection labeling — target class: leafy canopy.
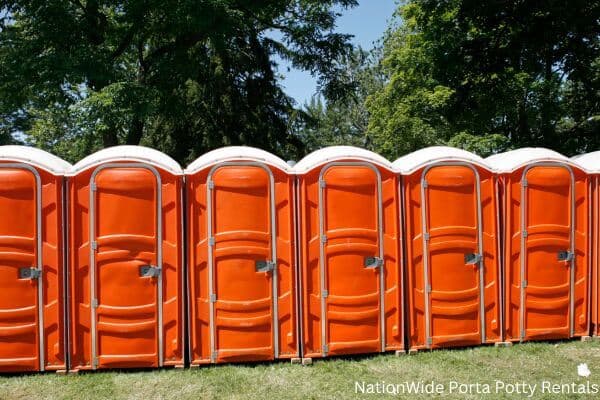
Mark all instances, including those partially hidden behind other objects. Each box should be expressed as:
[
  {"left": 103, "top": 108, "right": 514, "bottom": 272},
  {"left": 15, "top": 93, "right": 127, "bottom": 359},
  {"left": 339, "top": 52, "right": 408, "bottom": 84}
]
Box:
[
  {"left": 0, "top": 0, "right": 357, "bottom": 163},
  {"left": 367, "top": 0, "right": 600, "bottom": 159}
]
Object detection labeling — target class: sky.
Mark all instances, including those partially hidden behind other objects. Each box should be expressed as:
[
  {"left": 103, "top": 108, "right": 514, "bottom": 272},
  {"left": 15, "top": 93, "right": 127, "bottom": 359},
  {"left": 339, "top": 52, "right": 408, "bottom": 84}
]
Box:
[{"left": 277, "top": 1, "right": 398, "bottom": 105}]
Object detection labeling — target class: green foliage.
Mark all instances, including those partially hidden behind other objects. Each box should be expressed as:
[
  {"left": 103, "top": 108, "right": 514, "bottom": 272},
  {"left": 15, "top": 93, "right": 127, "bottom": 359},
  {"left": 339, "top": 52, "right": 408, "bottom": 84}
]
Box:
[
  {"left": 296, "top": 48, "right": 384, "bottom": 152},
  {"left": 367, "top": 0, "right": 600, "bottom": 159},
  {"left": 0, "top": 0, "right": 358, "bottom": 163}
]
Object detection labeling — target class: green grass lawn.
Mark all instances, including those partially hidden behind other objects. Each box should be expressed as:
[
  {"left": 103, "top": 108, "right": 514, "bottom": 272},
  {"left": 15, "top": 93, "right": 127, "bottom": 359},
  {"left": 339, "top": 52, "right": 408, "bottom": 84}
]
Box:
[{"left": 2, "top": 341, "right": 600, "bottom": 399}]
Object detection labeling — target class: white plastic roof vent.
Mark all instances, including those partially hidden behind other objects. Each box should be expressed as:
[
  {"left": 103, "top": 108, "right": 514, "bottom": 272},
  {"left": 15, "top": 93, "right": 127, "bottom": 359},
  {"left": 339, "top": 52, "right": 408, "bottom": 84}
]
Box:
[
  {"left": 486, "top": 147, "right": 572, "bottom": 173},
  {"left": 293, "top": 146, "right": 392, "bottom": 173},
  {"left": 69, "top": 145, "right": 183, "bottom": 175},
  {"left": 0, "top": 145, "right": 72, "bottom": 174},
  {"left": 185, "top": 146, "right": 291, "bottom": 173},
  {"left": 392, "top": 146, "right": 490, "bottom": 174}
]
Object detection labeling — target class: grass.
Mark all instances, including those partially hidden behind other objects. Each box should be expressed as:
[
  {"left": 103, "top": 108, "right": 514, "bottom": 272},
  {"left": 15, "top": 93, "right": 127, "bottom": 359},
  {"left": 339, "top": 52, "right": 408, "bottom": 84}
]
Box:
[{"left": 2, "top": 341, "right": 600, "bottom": 399}]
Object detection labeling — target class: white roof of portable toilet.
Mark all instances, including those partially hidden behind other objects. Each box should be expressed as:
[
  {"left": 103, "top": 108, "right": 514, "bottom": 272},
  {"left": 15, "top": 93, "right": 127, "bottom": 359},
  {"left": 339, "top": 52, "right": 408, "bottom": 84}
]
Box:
[
  {"left": 486, "top": 148, "right": 574, "bottom": 173},
  {"left": 0, "top": 145, "right": 71, "bottom": 174},
  {"left": 392, "top": 146, "right": 491, "bottom": 174},
  {"left": 184, "top": 146, "right": 291, "bottom": 174},
  {"left": 68, "top": 145, "right": 183, "bottom": 175},
  {"left": 572, "top": 151, "right": 600, "bottom": 173},
  {"left": 293, "top": 146, "right": 392, "bottom": 173}
]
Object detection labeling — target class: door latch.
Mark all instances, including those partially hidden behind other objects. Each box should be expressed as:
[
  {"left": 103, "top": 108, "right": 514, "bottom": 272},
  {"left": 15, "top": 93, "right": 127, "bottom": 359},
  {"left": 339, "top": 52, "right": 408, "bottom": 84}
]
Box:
[
  {"left": 19, "top": 267, "right": 41, "bottom": 279},
  {"left": 255, "top": 260, "right": 275, "bottom": 273},
  {"left": 364, "top": 256, "right": 383, "bottom": 268},
  {"left": 139, "top": 265, "right": 161, "bottom": 277},
  {"left": 464, "top": 253, "right": 482, "bottom": 265},
  {"left": 557, "top": 251, "right": 574, "bottom": 262}
]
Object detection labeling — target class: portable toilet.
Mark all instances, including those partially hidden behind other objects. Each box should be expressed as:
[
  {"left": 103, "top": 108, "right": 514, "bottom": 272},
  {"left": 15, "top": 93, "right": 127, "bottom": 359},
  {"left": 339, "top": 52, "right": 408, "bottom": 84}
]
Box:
[
  {"left": 185, "top": 147, "right": 299, "bottom": 364},
  {"left": 67, "top": 146, "right": 184, "bottom": 370},
  {"left": 0, "top": 146, "right": 70, "bottom": 372},
  {"left": 295, "top": 146, "right": 403, "bottom": 360},
  {"left": 487, "top": 148, "right": 590, "bottom": 342},
  {"left": 395, "top": 146, "right": 502, "bottom": 351},
  {"left": 571, "top": 152, "right": 599, "bottom": 337}
]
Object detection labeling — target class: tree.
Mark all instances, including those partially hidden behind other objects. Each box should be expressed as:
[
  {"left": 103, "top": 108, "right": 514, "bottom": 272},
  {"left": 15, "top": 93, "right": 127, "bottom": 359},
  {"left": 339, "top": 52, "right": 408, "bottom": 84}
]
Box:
[
  {"left": 0, "top": 0, "right": 357, "bottom": 164},
  {"left": 295, "top": 47, "right": 385, "bottom": 152},
  {"left": 367, "top": 0, "right": 600, "bottom": 159}
]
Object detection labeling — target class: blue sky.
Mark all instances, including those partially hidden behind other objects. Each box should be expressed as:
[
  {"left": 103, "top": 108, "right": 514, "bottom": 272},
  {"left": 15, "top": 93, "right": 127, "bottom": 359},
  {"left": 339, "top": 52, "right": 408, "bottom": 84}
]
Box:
[{"left": 277, "top": 1, "right": 398, "bottom": 105}]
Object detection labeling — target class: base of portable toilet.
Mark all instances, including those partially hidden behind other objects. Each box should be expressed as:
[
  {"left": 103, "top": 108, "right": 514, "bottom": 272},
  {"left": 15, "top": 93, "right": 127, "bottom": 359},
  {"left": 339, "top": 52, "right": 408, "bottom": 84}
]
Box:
[{"left": 0, "top": 146, "right": 70, "bottom": 372}]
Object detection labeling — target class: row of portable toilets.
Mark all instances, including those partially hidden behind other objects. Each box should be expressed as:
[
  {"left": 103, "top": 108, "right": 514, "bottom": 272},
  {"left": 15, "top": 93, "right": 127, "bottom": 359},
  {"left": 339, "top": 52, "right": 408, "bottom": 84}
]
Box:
[{"left": 0, "top": 144, "right": 600, "bottom": 373}]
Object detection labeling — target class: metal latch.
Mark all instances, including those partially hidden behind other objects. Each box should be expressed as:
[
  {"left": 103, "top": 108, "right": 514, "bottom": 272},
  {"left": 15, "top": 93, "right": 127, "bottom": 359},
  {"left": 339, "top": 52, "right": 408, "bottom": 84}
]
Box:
[
  {"left": 464, "top": 253, "right": 482, "bottom": 265},
  {"left": 557, "top": 251, "right": 574, "bottom": 262},
  {"left": 19, "top": 267, "right": 41, "bottom": 279},
  {"left": 255, "top": 260, "right": 275, "bottom": 273},
  {"left": 139, "top": 265, "right": 161, "bottom": 277},
  {"left": 364, "top": 256, "right": 383, "bottom": 268}
]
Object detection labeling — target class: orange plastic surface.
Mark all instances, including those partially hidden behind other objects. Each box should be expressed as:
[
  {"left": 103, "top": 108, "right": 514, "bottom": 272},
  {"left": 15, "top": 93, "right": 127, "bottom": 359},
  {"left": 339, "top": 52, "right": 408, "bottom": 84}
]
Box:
[
  {"left": 592, "top": 176, "right": 599, "bottom": 337},
  {"left": 0, "top": 163, "right": 65, "bottom": 372},
  {"left": 404, "top": 165, "right": 501, "bottom": 350},
  {"left": 502, "top": 165, "right": 589, "bottom": 341},
  {"left": 68, "top": 165, "right": 183, "bottom": 370},
  {"left": 299, "top": 163, "right": 403, "bottom": 358},
  {"left": 187, "top": 164, "right": 298, "bottom": 364}
]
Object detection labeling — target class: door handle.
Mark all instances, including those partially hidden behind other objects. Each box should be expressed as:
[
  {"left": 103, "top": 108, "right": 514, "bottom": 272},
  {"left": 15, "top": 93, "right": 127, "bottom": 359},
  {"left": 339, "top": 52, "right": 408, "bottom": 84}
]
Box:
[
  {"left": 255, "top": 260, "right": 275, "bottom": 273},
  {"left": 364, "top": 256, "right": 383, "bottom": 269},
  {"left": 139, "top": 265, "right": 161, "bottom": 277},
  {"left": 19, "top": 267, "right": 41, "bottom": 279},
  {"left": 557, "top": 251, "right": 574, "bottom": 262},
  {"left": 464, "top": 253, "right": 482, "bottom": 265}
]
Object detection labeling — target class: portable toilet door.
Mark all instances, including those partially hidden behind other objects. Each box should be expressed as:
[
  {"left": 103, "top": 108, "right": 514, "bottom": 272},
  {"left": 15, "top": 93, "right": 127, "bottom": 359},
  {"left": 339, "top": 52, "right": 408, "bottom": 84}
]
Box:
[
  {"left": 572, "top": 152, "right": 598, "bottom": 338},
  {"left": 185, "top": 147, "right": 298, "bottom": 364},
  {"left": 395, "top": 147, "right": 502, "bottom": 350},
  {"left": 67, "top": 146, "right": 184, "bottom": 370},
  {"left": 0, "top": 146, "right": 70, "bottom": 372},
  {"left": 487, "top": 148, "right": 590, "bottom": 342},
  {"left": 295, "top": 146, "right": 403, "bottom": 360}
]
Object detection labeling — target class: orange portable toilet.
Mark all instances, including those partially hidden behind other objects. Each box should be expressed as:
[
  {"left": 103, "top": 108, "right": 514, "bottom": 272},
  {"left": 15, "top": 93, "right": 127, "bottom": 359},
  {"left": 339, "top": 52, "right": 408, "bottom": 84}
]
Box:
[
  {"left": 0, "top": 146, "right": 70, "bottom": 372},
  {"left": 395, "top": 147, "right": 502, "bottom": 350},
  {"left": 67, "top": 146, "right": 184, "bottom": 371},
  {"left": 572, "top": 152, "right": 599, "bottom": 338},
  {"left": 185, "top": 147, "right": 299, "bottom": 364},
  {"left": 487, "top": 148, "right": 590, "bottom": 342},
  {"left": 295, "top": 146, "right": 403, "bottom": 360}
]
